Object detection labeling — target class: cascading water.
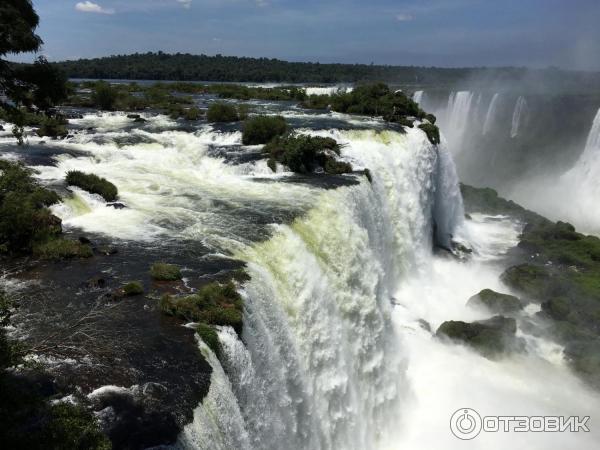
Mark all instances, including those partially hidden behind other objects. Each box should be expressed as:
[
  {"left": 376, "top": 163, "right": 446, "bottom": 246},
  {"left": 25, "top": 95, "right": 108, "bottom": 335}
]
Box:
[
  {"left": 412, "top": 90, "right": 424, "bottom": 105},
  {"left": 510, "top": 96, "right": 527, "bottom": 138},
  {"left": 442, "top": 91, "right": 474, "bottom": 153},
  {"left": 482, "top": 93, "right": 500, "bottom": 135},
  {"left": 177, "top": 127, "right": 465, "bottom": 450}
]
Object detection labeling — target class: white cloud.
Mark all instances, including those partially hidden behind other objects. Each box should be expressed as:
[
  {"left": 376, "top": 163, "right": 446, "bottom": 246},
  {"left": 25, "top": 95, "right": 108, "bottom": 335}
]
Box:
[
  {"left": 255, "top": 0, "right": 269, "bottom": 7},
  {"left": 396, "top": 13, "right": 414, "bottom": 22},
  {"left": 75, "top": 1, "right": 115, "bottom": 14},
  {"left": 177, "top": 0, "right": 192, "bottom": 8}
]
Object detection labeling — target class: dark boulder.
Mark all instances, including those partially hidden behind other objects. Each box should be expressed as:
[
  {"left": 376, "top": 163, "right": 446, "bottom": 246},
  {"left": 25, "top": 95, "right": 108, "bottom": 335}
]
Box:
[
  {"left": 467, "top": 289, "right": 523, "bottom": 314},
  {"left": 436, "top": 316, "right": 521, "bottom": 357}
]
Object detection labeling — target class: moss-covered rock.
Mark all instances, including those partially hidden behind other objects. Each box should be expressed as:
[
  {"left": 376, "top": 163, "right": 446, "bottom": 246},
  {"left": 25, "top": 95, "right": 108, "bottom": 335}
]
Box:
[
  {"left": 242, "top": 115, "right": 288, "bottom": 145},
  {"left": 123, "top": 281, "right": 144, "bottom": 296},
  {"left": 500, "top": 264, "right": 553, "bottom": 300},
  {"left": 467, "top": 289, "right": 523, "bottom": 314},
  {"left": 436, "top": 316, "right": 519, "bottom": 357},
  {"left": 65, "top": 171, "right": 118, "bottom": 202},
  {"left": 150, "top": 263, "right": 182, "bottom": 281}
]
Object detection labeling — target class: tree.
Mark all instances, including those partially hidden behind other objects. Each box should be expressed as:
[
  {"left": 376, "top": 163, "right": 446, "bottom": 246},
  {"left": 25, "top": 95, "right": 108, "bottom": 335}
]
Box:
[{"left": 0, "top": 1, "right": 68, "bottom": 143}]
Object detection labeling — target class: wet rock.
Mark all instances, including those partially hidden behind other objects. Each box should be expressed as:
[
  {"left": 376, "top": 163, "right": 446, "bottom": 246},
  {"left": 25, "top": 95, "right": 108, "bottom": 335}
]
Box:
[
  {"left": 436, "top": 316, "right": 521, "bottom": 357},
  {"left": 418, "top": 319, "right": 431, "bottom": 332},
  {"left": 90, "top": 385, "right": 180, "bottom": 449},
  {"left": 85, "top": 276, "right": 106, "bottom": 289},
  {"left": 0, "top": 125, "right": 4, "bottom": 131},
  {"left": 97, "top": 246, "right": 118, "bottom": 256},
  {"left": 127, "top": 114, "right": 141, "bottom": 119},
  {"left": 79, "top": 236, "right": 92, "bottom": 245},
  {"left": 106, "top": 202, "right": 126, "bottom": 209},
  {"left": 467, "top": 289, "right": 523, "bottom": 314},
  {"left": 133, "top": 117, "right": 147, "bottom": 123}
]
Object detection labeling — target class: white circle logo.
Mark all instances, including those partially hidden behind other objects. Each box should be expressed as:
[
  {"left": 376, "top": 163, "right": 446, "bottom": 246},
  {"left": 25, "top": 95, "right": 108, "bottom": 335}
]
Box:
[{"left": 450, "top": 408, "right": 482, "bottom": 440}]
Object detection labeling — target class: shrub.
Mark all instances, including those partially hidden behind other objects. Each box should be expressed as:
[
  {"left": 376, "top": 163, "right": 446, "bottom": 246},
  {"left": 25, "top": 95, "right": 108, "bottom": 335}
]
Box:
[
  {"left": 150, "top": 262, "right": 182, "bottom": 281},
  {"left": 418, "top": 123, "right": 440, "bottom": 145},
  {"left": 32, "top": 238, "right": 93, "bottom": 260},
  {"left": 197, "top": 323, "right": 220, "bottom": 356},
  {"left": 65, "top": 171, "right": 118, "bottom": 202},
  {"left": 182, "top": 107, "right": 202, "bottom": 121},
  {"left": 36, "top": 116, "right": 68, "bottom": 138},
  {"left": 264, "top": 134, "right": 351, "bottom": 174},
  {"left": 123, "top": 281, "right": 144, "bottom": 296},
  {"left": 242, "top": 115, "right": 288, "bottom": 145},
  {"left": 160, "top": 280, "right": 244, "bottom": 334},
  {"left": 91, "top": 81, "right": 118, "bottom": 110},
  {"left": 206, "top": 102, "right": 239, "bottom": 122},
  {"left": 0, "top": 161, "right": 62, "bottom": 254}
]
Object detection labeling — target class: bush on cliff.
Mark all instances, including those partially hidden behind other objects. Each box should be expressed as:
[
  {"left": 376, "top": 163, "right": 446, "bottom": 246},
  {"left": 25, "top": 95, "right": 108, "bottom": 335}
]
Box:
[
  {"left": 65, "top": 171, "right": 118, "bottom": 202},
  {"left": 264, "top": 134, "right": 351, "bottom": 174}
]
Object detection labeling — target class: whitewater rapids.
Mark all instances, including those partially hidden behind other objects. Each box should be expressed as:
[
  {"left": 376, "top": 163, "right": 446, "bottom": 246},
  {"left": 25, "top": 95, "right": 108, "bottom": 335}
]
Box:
[{"left": 4, "top": 111, "right": 599, "bottom": 449}]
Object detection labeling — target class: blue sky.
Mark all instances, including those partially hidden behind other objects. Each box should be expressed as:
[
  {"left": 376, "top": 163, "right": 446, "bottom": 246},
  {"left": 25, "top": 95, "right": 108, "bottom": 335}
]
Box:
[{"left": 20, "top": 0, "right": 600, "bottom": 69}]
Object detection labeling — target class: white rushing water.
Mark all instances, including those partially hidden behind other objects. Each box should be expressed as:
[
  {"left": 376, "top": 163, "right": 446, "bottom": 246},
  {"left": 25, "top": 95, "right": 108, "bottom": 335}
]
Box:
[
  {"left": 510, "top": 96, "right": 528, "bottom": 138},
  {"left": 443, "top": 91, "right": 474, "bottom": 153},
  {"left": 412, "top": 90, "right": 424, "bottom": 105},
  {"left": 305, "top": 86, "right": 353, "bottom": 96},
  {"left": 7, "top": 110, "right": 600, "bottom": 449},
  {"left": 482, "top": 93, "right": 500, "bottom": 135}
]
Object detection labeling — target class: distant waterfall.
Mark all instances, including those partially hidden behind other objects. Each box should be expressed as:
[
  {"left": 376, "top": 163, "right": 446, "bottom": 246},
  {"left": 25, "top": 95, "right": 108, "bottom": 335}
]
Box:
[
  {"left": 510, "top": 96, "right": 527, "bottom": 138},
  {"left": 565, "top": 108, "right": 600, "bottom": 181},
  {"left": 413, "top": 90, "right": 424, "bottom": 104},
  {"left": 482, "top": 93, "right": 500, "bottom": 135},
  {"left": 180, "top": 127, "right": 464, "bottom": 450},
  {"left": 444, "top": 91, "right": 474, "bottom": 151}
]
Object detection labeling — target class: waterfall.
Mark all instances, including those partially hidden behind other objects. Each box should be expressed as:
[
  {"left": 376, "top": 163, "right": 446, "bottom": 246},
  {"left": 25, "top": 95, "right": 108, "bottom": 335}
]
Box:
[
  {"left": 180, "top": 127, "right": 465, "bottom": 450},
  {"left": 563, "top": 108, "right": 600, "bottom": 191},
  {"left": 412, "top": 90, "right": 424, "bottom": 104},
  {"left": 510, "top": 96, "right": 527, "bottom": 138},
  {"left": 482, "top": 93, "right": 500, "bottom": 135},
  {"left": 443, "top": 91, "right": 474, "bottom": 151}
]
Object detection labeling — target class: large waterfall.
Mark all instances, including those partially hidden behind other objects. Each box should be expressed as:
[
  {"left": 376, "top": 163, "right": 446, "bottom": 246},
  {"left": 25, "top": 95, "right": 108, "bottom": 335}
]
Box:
[
  {"left": 444, "top": 91, "right": 474, "bottom": 151},
  {"left": 177, "top": 127, "right": 464, "bottom": 450}
]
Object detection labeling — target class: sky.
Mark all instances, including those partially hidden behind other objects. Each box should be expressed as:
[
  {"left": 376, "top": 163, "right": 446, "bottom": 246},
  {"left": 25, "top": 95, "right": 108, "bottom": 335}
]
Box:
[{"left": 17, "top": 0, "right": 600, "bottom": 70}]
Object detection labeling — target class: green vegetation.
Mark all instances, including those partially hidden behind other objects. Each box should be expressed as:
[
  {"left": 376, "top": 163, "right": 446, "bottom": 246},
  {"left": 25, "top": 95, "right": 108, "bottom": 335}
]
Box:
[
  {"left": 264, "top": 134, "right": 352, "bottom": 174},
  {"left": 242, "top": 115, "right": 288, "bottom": 145},
  {"left": 160, "top": 280, "right": 244, "bottom": 334},
  {"left": 65, "top": 171, "right": 118, "bottom": 202},
  {"left": 123, "top": 281, "right": 144, "bottom": 296},
  {"left": 91, "top": 81, "right": 118, "bottom": 110},
  {"left": 0, "top": 160, "right": 63, "bottom": 254},
  {"left": 206, "top": 102, "right": 240, "bottom": 122},
  {"left": 418, "top": 123, "right": 440, "bottom": 145},
  {"left": 32, "top": 238, "right": 93, "bottom": 260},
  {"left": 150, "top": 262, "right": 182, "bottom": 281},
  {"left": 460, "top": 184, "right": 548, "bottom": 224},
  {"left": 436, "top": 316, "right": 519, "bottom": 357},
  {"left": 197, "top": 323, "right": 220, "bottom": 356},
  {"left": 36, "top": 115, "right": 68, "bottom": 138},
  {"left": 300, "top": 83, "right": 441, "bottom": 144},
  {"left": 467, "top": 289, "right": 522, "bottom": 314}
]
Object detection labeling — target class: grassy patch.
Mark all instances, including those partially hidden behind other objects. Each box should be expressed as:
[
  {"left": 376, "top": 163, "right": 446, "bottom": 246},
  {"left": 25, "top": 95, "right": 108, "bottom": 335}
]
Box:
[
  {"left": 160, "top": 280, "right": 243, "bottom": 334},
  {"left": 123, "top": 281, "right": 144, "bottom": 296},
  {"left": 197, "top": 323, "right": 220, "bottom": 356},
  {"left": 150, "top": 262, "right": 182, "bottom": 281},
  {"left": 65, "top": 171, "right": 118, "bottom": 202},
  {"left": 32, "top": 238, "right": 93, "bottom": 260},
  {"left": 206, "top": 102, "right": 240, "bottom": 122}
]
